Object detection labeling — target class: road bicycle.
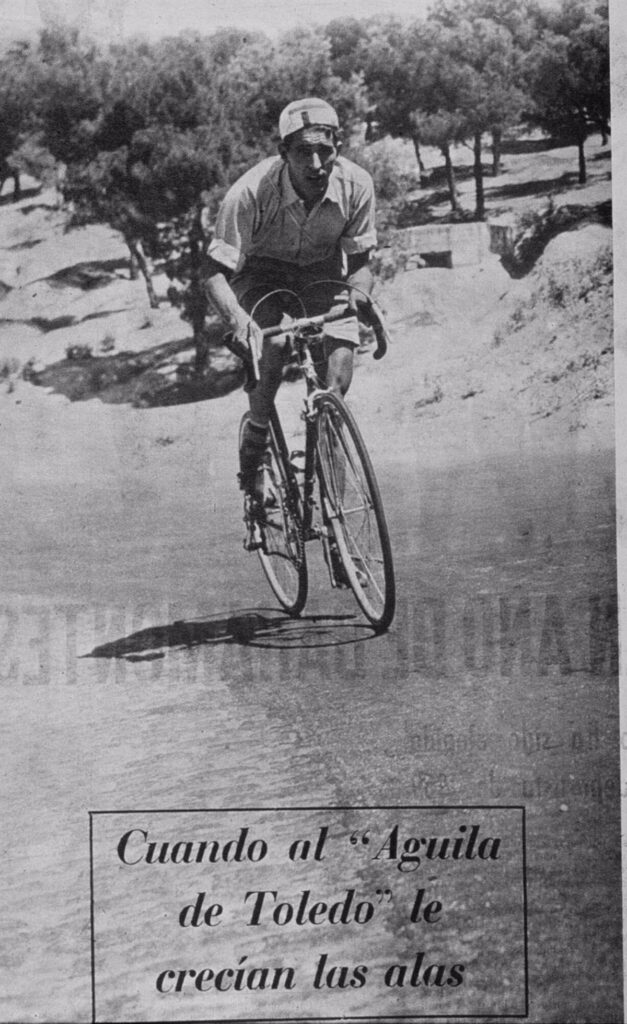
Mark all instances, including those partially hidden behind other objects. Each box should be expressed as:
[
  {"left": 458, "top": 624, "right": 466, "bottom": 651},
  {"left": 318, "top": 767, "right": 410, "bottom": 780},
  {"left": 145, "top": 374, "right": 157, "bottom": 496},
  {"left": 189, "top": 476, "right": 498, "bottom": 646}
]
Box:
[{"left": 234, "top": 288, "right": 396, "bottom": 634}]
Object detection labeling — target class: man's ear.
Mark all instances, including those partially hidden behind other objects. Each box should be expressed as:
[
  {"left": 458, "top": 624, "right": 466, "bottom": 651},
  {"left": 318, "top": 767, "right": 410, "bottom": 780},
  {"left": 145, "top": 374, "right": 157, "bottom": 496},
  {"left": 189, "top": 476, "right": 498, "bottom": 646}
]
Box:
[{"left": 334, "top": 130, "right": 344, "bottom": 152}]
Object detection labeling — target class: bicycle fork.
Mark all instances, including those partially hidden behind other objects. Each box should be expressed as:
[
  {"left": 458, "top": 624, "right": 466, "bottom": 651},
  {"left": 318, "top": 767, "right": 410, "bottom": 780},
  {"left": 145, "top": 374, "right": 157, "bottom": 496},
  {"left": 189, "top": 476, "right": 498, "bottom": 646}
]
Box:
[{"left": 301, "top": 414, "right": 345, "bottom": 590}]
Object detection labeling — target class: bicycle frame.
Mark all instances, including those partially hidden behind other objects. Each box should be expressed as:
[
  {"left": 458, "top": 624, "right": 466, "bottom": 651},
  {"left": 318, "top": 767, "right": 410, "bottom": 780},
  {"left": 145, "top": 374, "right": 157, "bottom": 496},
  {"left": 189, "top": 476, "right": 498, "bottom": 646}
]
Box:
[
  {"left": 240, "top": 287, "right": 396, "bottom": 629},
  {"left": 268, "top": 322, "right": 338, "bottom": 549}
]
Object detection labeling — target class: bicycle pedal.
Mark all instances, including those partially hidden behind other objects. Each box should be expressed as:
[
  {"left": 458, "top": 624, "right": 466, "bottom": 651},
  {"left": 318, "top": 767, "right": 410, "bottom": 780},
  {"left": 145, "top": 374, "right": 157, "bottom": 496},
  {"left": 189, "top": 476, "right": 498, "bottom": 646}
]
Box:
[
  {"left": 243, "top": 520, "right": 264, "bottom": 552},
  {"left": 321, "top": 536, "right": 350, "bottom": 589},
  {"left": 289, "top": 449, "right": 305, "bottom": 472},
  {"left": 242, "top": 498, "right": 263, "bottom": 551}
]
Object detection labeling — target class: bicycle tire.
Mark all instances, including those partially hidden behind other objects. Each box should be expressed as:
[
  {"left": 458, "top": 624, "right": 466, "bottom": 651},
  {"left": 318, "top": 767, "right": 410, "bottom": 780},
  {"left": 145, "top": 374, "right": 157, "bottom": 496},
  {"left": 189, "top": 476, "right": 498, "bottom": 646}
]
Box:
[
  {"left": 314, "top": 391, "right": 395, "bottom": 632},
  {"left": 241, "top": 411, "right": 308, "bottom": 616}
]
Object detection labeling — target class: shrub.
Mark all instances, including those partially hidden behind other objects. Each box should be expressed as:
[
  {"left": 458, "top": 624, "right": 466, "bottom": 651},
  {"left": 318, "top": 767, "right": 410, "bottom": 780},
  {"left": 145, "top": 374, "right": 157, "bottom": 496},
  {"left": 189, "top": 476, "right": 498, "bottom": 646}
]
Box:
[
  {"left": 65, "top": 343, "right": 93, "bottom": 360},
  {"left": 538, "top": 242, "right": 613, "bottom": 309},
  {"left": 345, "top": 138, "right": 415, "bottom": 201},
  {"left": 0, "top": 357, "right": 20, "bottom": 379}
]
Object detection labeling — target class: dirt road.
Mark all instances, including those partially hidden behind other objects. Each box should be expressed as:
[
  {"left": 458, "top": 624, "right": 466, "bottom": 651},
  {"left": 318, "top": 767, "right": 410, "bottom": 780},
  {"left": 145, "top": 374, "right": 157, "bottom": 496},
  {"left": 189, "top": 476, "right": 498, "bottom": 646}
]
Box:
[
  {"left": 0, "top": 242, "right": 620, "bottom": 1021},
  {"left": 0, "top": 141, "right": 619, "bottom": 1022}
]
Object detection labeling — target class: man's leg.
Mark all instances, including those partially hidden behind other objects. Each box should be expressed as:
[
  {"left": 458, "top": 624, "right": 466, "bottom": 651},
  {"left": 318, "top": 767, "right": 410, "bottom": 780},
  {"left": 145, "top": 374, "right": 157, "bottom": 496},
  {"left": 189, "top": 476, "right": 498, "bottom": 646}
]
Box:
[
  {"left": 324, "top": 340, "right": 355, "bottom": 396},
  {"left": 248, "top": 334, "right": 287, "bottom": 425},
  {"left": 234, "top": 283, "right": 290, "bottom": 495},
  {"left": 299, "top": 273, "right": 359, "bottom": 395},
  {"left": 238, "top": 334, "right": 288, "bottom": 497}
]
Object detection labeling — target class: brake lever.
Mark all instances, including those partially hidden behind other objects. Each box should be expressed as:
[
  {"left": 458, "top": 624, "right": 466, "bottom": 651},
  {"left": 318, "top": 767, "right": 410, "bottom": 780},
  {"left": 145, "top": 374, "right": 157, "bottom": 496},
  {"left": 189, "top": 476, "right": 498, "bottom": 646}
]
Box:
[
  {"left": 224, "top": 330, "right": 257, "bottom": 392},
  {"left": 365, "top": 298, "right": 391, "bottom": 360}
]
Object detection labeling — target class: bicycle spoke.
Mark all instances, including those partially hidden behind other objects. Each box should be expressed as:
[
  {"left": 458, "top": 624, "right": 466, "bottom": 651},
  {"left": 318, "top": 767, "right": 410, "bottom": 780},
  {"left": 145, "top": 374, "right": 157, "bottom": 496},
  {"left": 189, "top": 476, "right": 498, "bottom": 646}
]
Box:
[
  {"left": 315, "top": 392, "right": 395, "bottom": 631},
  {"left": 241, "top": 412, "right": 307, "bottom": 616}
]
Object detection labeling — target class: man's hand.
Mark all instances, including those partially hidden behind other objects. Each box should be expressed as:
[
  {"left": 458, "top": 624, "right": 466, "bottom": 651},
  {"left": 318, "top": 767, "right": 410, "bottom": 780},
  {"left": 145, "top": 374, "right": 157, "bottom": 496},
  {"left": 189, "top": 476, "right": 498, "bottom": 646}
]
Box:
[
  {"left": 231, "top": 312, "right": 264, "bottom": 382},
  {"left": 232, "top": 312, "right": 264, "bottom": 362}
]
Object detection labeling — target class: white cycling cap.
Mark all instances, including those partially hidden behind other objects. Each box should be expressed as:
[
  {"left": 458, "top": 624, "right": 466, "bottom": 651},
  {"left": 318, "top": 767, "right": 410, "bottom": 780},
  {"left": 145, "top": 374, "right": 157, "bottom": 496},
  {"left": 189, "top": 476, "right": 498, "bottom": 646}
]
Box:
[{"left": 278, "top": 98, "right": 340, "bottom": 139}]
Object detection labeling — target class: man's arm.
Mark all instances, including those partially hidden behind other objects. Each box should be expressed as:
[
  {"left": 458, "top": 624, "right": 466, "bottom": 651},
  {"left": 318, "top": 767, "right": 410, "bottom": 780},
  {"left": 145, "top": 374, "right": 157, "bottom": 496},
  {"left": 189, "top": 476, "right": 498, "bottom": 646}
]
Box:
[
  {"left": 347, "top": 249, "right": 390, "bottom": 358},
  {"left": 346, "top": 250, "right": 374, "bottom": 308},
  {"left": 203, "top": 256, "right": 248, "bottom": 329},
  {"left": 201, "top": 174, "right": 264, "bottom": 361},
  {"left": 341, "top": 165, "right": 377, "bottom": 309},
  {"left": 202, "top": 256, "right": 263, "bottom": 362}
]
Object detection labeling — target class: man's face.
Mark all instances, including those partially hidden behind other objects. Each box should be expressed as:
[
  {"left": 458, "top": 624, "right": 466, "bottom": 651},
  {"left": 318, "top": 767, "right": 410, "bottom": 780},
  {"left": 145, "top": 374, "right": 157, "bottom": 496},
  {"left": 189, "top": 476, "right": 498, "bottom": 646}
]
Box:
[{"left": 281, "top": 127, "right": 339, "bottom": 205}]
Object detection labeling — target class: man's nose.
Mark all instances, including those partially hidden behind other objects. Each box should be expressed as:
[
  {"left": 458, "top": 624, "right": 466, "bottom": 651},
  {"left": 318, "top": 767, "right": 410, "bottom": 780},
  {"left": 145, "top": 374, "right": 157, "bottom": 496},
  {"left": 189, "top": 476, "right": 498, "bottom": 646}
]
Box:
[{"left": 309, "top": 152, "right": 322, "bottom": 171}]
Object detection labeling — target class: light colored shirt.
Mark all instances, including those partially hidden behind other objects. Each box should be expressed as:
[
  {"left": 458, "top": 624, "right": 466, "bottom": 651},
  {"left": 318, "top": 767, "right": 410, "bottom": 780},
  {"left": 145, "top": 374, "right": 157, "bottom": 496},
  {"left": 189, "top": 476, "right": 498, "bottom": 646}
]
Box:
[{"left": 208, "top": 155, "right": 377, "bottom": 272}]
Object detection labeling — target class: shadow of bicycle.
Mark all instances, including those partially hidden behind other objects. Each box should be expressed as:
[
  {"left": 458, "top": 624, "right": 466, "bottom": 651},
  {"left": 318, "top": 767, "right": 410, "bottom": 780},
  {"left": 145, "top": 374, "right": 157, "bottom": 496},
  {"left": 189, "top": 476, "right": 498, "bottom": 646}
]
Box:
[{"left": 83, "top": 608, "right": 377, "bottom": 661}]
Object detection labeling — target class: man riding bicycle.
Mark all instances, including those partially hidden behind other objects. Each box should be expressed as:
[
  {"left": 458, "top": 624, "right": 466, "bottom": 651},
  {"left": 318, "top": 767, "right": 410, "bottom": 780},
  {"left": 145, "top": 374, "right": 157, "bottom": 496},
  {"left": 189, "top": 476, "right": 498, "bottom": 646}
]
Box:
[{"left": 201, "top": 96, "right": 377, "bottom": 502}]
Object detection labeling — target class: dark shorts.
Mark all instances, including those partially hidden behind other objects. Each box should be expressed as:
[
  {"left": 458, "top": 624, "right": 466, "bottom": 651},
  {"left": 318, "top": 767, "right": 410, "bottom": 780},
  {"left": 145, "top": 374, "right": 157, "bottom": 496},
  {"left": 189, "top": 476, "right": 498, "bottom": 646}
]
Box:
[{"left": 232, "top": 256, "right": 359, "bottom": 345}]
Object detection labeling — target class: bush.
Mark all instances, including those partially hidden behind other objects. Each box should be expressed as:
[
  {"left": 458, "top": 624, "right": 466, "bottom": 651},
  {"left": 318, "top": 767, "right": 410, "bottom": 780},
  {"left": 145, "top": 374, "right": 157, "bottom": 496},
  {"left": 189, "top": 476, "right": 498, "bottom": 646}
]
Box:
[
  {"left": 10, "top": 133, "right": 57, "bottom": 187},
  {"left": 538, "top": 242, "right": 613, "bottom": 309},
  {"left": 345, "top": 138, "right": 416, "bottom": 201},
  {"left": 493, "top": 240, "right": 613, "bottom": 345},
  {"left": 66, "top": 344, "right": 93, "bottom": 360}
]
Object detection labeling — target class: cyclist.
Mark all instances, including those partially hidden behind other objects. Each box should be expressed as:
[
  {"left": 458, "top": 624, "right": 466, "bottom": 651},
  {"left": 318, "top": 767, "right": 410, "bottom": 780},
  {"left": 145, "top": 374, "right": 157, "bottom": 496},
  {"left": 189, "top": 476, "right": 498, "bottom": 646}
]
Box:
[{"left": 201, "top": 96, "right": 377, "bottom": 502}]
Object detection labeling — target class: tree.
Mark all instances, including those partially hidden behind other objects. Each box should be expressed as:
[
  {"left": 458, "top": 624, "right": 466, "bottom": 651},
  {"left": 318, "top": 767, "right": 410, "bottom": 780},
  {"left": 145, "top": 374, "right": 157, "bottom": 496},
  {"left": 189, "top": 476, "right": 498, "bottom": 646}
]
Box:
[
  {"left": 30, "top": 24, "right": 106, "bottom": 164},
  {"left": 221, "top": 27, "right": 367, "bottom": 150},
  {"left": 325, "top": 17, "right": 371, "bottom": 82},
  {"left": 424, "top": 5, "right": 529, "bottom": 216},
  {"left": 0, "top": 41, "right": 38, "bottom": 199},
  {"left": 405, "top": 20, "right": 478, "bottom": 210},
  {"left": 355, "top": 17, "right": 429, "bottom": 169},
  {"left": 65, "top": 123, "right": 234, "bottom": 306},
  {"left": 413, "top": 113, "right": 468, "bottom": 211},
  {"left": 524, "top": 0, "right": 610, "bottom": 183}
]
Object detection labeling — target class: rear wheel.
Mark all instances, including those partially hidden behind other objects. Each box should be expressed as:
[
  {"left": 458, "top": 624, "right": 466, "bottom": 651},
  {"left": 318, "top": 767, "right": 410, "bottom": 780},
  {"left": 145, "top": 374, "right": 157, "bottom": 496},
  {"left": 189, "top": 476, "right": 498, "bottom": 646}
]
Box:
[
  {"left": 315, "top": 391, "right": 395, "bottom": 632},
  {"left": 241, "top": 411, "right": 307, "bottom": 616}
]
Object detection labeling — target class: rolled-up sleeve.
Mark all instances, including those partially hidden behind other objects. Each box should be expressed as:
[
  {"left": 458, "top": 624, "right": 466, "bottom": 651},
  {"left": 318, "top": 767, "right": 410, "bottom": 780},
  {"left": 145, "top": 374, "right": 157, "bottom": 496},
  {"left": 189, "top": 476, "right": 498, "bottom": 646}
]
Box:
[
  {"left": 341, "top": 178, "right": 377, "bottom": 256},
  {"left": 207, "top": 182, "right": 256, "bottom": 272}
]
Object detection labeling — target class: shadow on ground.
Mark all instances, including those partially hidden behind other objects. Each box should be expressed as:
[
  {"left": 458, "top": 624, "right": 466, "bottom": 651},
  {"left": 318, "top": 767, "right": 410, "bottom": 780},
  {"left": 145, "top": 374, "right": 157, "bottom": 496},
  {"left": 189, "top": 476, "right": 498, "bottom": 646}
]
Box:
[
  {"left": 0, "top": 183, "right": 43, "bottom": 206},
  {"left": 31, "top": 337, "right": 245, "bottom": 406},
  {"left": 83, "top": 609, "right": 377, "bottom": 660},
  {"left": 44, "top": 257, "right": 130, "bottom": 289},
  {"left": 485, "top": 172, "right": 580, "bottom": 202}
]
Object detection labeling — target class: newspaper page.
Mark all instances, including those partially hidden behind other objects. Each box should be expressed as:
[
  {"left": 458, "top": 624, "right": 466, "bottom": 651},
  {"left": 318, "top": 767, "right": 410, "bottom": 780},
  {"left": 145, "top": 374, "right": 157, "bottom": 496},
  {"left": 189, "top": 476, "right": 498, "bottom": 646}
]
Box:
[{"left": 0, "top": 0, "right": 623, "bottom": 1022}]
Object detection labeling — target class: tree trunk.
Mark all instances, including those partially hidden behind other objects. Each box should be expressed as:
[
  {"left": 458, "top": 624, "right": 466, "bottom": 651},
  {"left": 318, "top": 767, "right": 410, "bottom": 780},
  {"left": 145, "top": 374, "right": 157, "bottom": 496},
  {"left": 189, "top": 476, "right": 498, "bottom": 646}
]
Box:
[
  {"left": 473, "top": 132, "right": 485, "bottom": 219},
  {"left": 577, "top": 135, "right": 587, "bottom": 185},
  {"left": 442, "top": 144, "right": 459, "bottom": 212},
  {"left": 127, "top": 237, "right": 159, "bottom": 308},
  {"left": 491, "top": 128, "right": 502, "bottom": 177},
  {"left": 412, "top": 133, "right": 426, "bottom": 174},
  {"left": 0, "top": 167, "right": 21, "bottom": 202},
  {"left": 189, "top": 214, "right": 210, "bottom": 373}
]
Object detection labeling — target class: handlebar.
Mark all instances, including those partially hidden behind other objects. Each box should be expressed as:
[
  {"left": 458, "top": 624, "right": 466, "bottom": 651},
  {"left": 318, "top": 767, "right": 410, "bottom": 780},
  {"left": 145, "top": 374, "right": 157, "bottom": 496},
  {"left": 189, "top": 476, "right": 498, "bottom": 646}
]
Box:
[
  {"left": 262, "top": 300, "right": 391, "bottom": 361},
  {"left": 224, "top": 296, "right": 391, "bottom": 392},
  {"left": 261, "top": 308, "right": 346, "bottom": 338}
]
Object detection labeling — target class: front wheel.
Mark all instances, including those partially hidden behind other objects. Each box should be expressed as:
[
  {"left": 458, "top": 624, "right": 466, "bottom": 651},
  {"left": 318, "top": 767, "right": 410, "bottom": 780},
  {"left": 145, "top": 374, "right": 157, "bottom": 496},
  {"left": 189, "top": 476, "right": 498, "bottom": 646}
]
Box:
[
  {"left": 241, "top": 411, "right": 308, "bottom": 616},
  {"left": 314, "top": 391, "right": 395, "bottom": 632}
]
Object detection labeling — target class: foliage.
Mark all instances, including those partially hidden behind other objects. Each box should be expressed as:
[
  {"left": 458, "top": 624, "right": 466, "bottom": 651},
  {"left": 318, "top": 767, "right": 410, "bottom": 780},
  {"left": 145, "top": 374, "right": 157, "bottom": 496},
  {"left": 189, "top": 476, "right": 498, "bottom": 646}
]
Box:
[
  {"left": 351, "top": 17, "right": 426, "bottom": 146},
  {"left": 31, "top": 26, "right": 107, "bottom": 163},
  {"left": 222, "top": 27, "right": 367, "bottom": 146},
  {"left": 0, "top": 3, "right": 611, "bottom": 355},
  {"left": 538, "top": 241, "right": 612, "bottom": 308},
  {"left": 9, "top": 133, "right": 58, "bottom": 186},
  {"left": 523, "top": 1, "right": 610, "bottom": 181},
  {"left": 0, "top": 41, "right": 39, "bottom": 167},
  {"left": 345, "top": 138, "right": 415, "bottom": 200},
  {"left": 495, "top": 237, "right": 612, "bottom": 344}
]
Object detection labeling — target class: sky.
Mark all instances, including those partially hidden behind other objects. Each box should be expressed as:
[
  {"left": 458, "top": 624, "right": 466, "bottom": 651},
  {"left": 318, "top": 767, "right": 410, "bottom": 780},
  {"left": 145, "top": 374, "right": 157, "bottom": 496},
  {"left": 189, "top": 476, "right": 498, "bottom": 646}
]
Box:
[{"left": 0, "top": 0, "right": 435, "bottom": 43}]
